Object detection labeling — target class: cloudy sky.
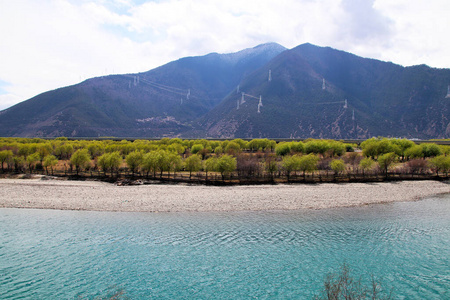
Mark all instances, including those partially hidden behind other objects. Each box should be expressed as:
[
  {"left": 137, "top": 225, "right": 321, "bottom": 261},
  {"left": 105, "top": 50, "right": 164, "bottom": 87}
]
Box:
[{"left": 0, "top": 0, "right": 449, "bottom": 110}]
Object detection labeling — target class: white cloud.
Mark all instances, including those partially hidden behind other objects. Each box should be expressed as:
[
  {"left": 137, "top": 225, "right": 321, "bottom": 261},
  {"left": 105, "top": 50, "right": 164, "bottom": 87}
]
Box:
[{"left": 0, "top": 0, "right": 449, "bottom": 110}]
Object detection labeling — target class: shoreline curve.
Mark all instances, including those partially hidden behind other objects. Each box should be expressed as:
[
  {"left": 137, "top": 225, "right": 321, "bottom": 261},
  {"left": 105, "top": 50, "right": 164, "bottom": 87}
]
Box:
[{"left": 0, "top": 178, "right": 449, "bottom": 212}]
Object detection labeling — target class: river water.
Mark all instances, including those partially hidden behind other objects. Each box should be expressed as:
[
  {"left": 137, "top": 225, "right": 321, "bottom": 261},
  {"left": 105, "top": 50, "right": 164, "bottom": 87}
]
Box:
[{"left": 1, "top": 195, "right": 449, "bottom": 299}]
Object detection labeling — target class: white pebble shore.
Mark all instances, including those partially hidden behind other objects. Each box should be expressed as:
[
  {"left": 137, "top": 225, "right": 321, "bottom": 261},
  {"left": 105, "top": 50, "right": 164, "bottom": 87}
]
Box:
[{"left": 0, "top": 178, "right": 449, "bottom": 212}]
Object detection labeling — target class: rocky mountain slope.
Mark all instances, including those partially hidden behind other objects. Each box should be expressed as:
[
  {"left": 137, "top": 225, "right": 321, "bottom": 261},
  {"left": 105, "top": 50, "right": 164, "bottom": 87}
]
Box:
[
  {"left": 0, "top": 42, "right": 449, "bottom": 139},
  {"left": 199, "top": 43, "right": 450, "bottom": 139},
  {"left": 0, "top": 43, "right": 286, "bottom": 137}
]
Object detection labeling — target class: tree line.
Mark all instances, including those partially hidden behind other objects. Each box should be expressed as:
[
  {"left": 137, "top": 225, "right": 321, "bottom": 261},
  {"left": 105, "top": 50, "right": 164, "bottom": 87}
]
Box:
[{"left": 0, "top": 137, "right": 449, "bottom": 183}]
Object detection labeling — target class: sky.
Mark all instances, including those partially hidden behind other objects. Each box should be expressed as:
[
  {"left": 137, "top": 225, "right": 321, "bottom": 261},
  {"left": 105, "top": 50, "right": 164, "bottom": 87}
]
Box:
[{"left": 0, "top": 0, "right": 449, "bottom": 110}]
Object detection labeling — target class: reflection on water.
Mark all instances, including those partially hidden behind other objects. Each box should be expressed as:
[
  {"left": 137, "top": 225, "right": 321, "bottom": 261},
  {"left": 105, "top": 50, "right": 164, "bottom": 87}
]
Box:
[{"left": 1, "top": 195, "right": 450, "bottom": 299}]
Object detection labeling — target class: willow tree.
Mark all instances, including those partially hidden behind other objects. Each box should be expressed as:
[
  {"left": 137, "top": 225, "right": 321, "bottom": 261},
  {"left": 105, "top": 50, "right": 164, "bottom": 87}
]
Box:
[
  {"left": 70, "top": 149, "right": 91, "bottom": 176},
  {"left": 281, "top": 155, "right": 301, "bottom": 181},
  {"left": 215, "top": 155, "right": 237, "bottom": 181},
  {"left": 330, "top": 159, "right": 346, "bottom": 178},
  {"left": 184, "top": 154, "right": 202, "bottom": 179},
  {"left": 126, "top": 151, "right": 143, "bottom": 176},
  {"left": 43, "top": 155, "right": 58, "bottom": 175},
  {"left": 298, "top": 154, "right": 319, "bottom": 180},
  {"left": 378, "top": 152, "right": 397, "bottom": 177},
  {"left": 0, "top": 150, "right": 13, "bottom": 172}
]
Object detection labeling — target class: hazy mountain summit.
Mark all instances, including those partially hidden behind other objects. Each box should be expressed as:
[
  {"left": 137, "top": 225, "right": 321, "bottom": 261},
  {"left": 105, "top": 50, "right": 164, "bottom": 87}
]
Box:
[{"left": 1, "top": 42, "right": 449, "bottom": 139}]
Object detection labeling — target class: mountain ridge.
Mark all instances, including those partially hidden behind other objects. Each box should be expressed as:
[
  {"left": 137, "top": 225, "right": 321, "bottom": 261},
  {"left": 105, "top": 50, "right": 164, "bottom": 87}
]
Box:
[{"left": 0, "top": 42, "right": 449, "bottom": 139}]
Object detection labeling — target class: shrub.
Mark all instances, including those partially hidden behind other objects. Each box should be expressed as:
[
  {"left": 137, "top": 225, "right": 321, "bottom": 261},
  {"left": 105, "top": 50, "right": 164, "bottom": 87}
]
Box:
[{"left": 315, "top": 264, "right": 393, "bottom": 300}]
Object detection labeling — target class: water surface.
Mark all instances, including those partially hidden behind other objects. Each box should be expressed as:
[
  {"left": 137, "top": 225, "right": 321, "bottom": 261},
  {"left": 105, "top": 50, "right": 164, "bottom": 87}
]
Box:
[{"left": 1, "top": 195, "right": 450, "bottom": 299}]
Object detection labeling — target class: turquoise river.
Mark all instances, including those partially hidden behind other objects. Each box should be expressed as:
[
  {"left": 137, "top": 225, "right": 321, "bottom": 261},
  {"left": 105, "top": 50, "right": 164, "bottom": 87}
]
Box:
[{"left": 1, "top": 195, "right": 450, "bottom": 299}]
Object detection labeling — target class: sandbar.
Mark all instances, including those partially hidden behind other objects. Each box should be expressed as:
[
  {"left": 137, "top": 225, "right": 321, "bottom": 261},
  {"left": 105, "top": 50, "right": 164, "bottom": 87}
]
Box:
[{"left": 0, "top": 178, "right": 449, "bottom": 212}]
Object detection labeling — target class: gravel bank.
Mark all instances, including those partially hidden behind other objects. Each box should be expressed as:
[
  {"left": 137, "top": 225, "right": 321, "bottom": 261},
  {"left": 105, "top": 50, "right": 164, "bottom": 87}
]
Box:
[{"left": 0, "top": 178, "right": 449, "bottom": 212}]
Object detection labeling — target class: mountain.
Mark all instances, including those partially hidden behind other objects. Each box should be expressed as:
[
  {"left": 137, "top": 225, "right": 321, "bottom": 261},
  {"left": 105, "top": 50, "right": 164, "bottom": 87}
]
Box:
[
  {"left": 1, "top": 42, "right": 449, "bottom": 139},
  {"left": 199, "top": 43, "right": 450, "bottom": 139},
  {"left": 0, "top": 43, "right": 286, "bottom": 137}
]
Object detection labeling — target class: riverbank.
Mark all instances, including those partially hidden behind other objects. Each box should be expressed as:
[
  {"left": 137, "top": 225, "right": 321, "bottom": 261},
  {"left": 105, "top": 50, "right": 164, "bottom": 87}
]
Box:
[{"left": 0, "top": 177, "right": 449, "bottom": 212}]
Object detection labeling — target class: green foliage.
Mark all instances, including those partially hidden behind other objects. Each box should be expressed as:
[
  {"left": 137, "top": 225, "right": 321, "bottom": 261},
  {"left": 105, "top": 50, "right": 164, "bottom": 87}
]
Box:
[
  {"left": 98, "top": 151, "right": 122, "bottom": 176},
  {"left": 142, "top": 151, "right": 159, "bottom": 177},
  {"left": 345, "top": 144, "right": 355, "bottom": 152},
  {"left": 224, "top": 141, "right": 241, "bottom": 155},
  {"left": 391, "top": 138, "right": 415, "bottom": 160},
  {"left": 54, "top": 144, "right": 74, "bottom": 160},
  {"left": 275, "top": 142, "right": 291, "bottom": 156},
  {"left": 214, "top": 146, "right": 224, "bottom": 154},
  {"left": 70, "top": 149, "right": 91, "bottom": 175},
  {"left": 184, "top": 155, "right": 202, "bottom": 178},
  {"left": 298, "top": 154, "right": 319, "bottom": 175},
  {"left": 215, "top": 155, "right": 237, "bottom": 179},
  {"left": 204, "top": 156, "right": 218, "bottom": 175},
  {"left": 404, "top": 145, "right": 423, "bottom": 159},
  {"left": 290, "top": 142, "right": 305, "bottom": 153},
  {"left": 359, "top": 157, "right": 375, "bottom": 173},
  {"left": 231, "top": 139, "right": 247, "bottom": 149},
  {"left": 281, "top": 155, "right": 302, "bottom": 179},
  {"left": 191, "top": 144, "right": 204, "bottom": 154},
  {"left": 13, "top": 156, "right": 25, "bottom": 172},
  {"left": 167, "top": 151, "right": 183, "bottom": 176},
  {"left": 328, "top": 141, "right": 346, "bottom": 157},
  {"left": 0, "top": 150, "right": 13, "bottom": 171},
  {"left": 330, "top": 159, "right": 346, "bottom": 175},
  {"left": 420, "top": 143, "right": 442, "bottom": 158},
  {"left": 43, "top": 155, "right": 58, "bottom": 175},
  {"left": 87, "top": 143, "right": 104, "bottom": 158},
  {"left": 26, "top": 153, "right": 41, "bottom": 173},
  {"left": 126, "top": 151, "right": 144, "bottom": 175},
  {"left": 264, "top": 155, "right": 278, "bottom": 177},
  {"left": 361, "top": 138, "right": 399, "bottom": 159},
  {"left": 378, "top": 152, "right": 397, "bottom": 175},
  {"left": 429, "top": 155, "right": 450, "bottom": 175},
  {"left": 305, "top": 140, "right": 330, "bottom": 156}
]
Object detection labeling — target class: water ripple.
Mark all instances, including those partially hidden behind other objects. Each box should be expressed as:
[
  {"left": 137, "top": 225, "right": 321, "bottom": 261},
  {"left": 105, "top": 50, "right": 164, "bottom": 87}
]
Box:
[{"left": 1, "top": 196, "right": 450, "bottom": 299}]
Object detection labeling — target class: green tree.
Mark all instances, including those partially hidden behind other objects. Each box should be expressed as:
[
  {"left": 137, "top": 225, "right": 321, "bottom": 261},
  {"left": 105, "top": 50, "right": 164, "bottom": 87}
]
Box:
[
  {"left": 404, "top": 145, "right": 423, "bottom": 160},
  {"left": 0, "top": 150, "right": 13, "bottom": 172},
  {"left": 391, "top": 138, "right": 415, "bottom": 161},
  {"left": 26, "top": 153, "right": 41, "bottom": 173},
  {"left": 204, "top": 156, "right": 217, "bottom": 180},
  {"left": 420, "top": 143, "right": 442, "bottom": 158},
  {"left": 184, "top": 155, "right": 202, "bottom": 179},
  {"left": 361, "top": 138, "right": 399, "bottom": 159},
  {"left": 224, "top": 141, "right": 241, "bottom": 155},
  {"left": 298, "top": 154, "right": 319, "bottom": 179},
  {"left": 126, "top": 151, "right": 143, "bottom": 176},
  {"left": 155, "top": 150, "right": 170, "bottom": 178},
  {"left": 37, "top": 144, "right": 53, "bottom": 163},
  {"left": 305, "top": 140, "right": 330, "bottom": 156},
  {"left": 281, "top": 155, "right": 301, "bottom": 181},
  {"left": 290, "top": 142, "right": 305, "bottom": 153},
  {"left": 13, "top": 156, "right": 25, "bottom": 172},
  {"left": 108, "top": 152, "right": 123, "bottom": 177},
  {"left": 43, "top": 155, "right": 58, "bottom": 175},
  {"left": 142, "top": 151, "right": 158, "bottom": 178},
  {"left": 215, "top": 155, "right": 237, "bottom": 180},
  {"left": 378, "top": 152, "right": 397, "bottom": 177},
  {"left": 264, "top": 155, "right": 278, "bottom": 180},
  {"left": 275, "top": 142, "right": 291, "bottom": 156},
  {"left": 330, "top": 159, "right": 346, "bottom": 177},
  {"left": 191, "top": 144, "right": 204, "bottom": 154},
  {"left": 70, "top": 149, "right": 91, "bottom": 175},
  {"left": 359, "top": 157, "right": 375, "bottom": 176},
  {"left": 429, "top": 155, "right": 450, "bottom": 176},
  {"left": 167, "top": 152, "right": 182, "bottom": 178}
]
